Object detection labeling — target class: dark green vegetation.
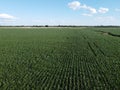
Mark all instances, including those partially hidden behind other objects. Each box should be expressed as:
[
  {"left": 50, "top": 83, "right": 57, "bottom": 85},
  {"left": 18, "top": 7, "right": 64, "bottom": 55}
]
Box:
[{"left": 0, "top": 27, "right": 120, "bottom": 90}]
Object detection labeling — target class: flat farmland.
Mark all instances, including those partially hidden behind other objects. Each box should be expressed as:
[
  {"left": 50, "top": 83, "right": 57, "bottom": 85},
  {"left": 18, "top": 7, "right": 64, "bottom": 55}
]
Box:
[{"left": 0, "top": 27, "right": 120, "bottom": 90}]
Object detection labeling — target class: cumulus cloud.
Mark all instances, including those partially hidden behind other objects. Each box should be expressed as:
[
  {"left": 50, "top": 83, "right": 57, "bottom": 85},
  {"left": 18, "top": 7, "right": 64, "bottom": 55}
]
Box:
[
  {"left": 80, "top": 4, "right": 97, "bottom": 14},
  {"left": 68, "top": 1, "right": 109, "bottom": 16},
  {"left": 68, "top": 1, "right": 81, "bottom": 10},
  {"left": 0, "top": 13, "right": 16, "bottom": 19},
  {"left": 95, "top": 16, "right": 116, "bottom": 23},
  {"left": 98, "top": 8, "right": 109, "bottom": 13},
  {"left": 68, "top": 1, "right": 97, "bottom": 14},
  {"left": 82, "top": 13, "right": 92, "bottom": 16},
  {"left": 0, "top": 13, "right": 17, "bottom": 22},
  {"left": 87, "top": 7, "right": 97, "bottom": 14}
]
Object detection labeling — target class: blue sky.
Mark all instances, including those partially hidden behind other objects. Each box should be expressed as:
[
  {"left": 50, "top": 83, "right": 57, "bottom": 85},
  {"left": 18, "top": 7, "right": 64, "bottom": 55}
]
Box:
[{"left": 0, "top": 0, "right": 120, "bottom": 25}]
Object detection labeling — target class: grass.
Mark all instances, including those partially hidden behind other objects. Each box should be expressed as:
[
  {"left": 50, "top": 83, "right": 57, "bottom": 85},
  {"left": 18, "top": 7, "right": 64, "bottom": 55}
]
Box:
[{"left": 0, "top": 27, "right": 120, "bottom": 90}]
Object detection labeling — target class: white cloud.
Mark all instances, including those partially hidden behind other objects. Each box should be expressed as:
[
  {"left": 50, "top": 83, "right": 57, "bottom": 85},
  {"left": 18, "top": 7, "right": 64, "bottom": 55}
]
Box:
[
  {"left": 68, "top": 1, "right": 109, "bottom": 16},
  {"left": 98, "top": 8, "right": 109, "bottom": 13},
  {"left": 0, "top": 13, "right": 16, "bottom": 19},
  {"left": 80, "top": 5, "right": 97, "bottom": 14},
  {"left": 68, "top": 1, "right": 97, "bottom": 14},
  {"left": 82, "top": 13, "right": 92, "bottom": 16},
  {"left": 0, "top": 13, "right": 17, "bottom": 23},
  {"left": 88, "top": 7, "right": 97, "bottom": 14},
  {"left": 68, "top": 1, "right": 80, "bottom": 10},
  {"left": 87, "top": 6, "right": 97, "bottom": 14},
  {"left": 95, "top": 16, "right": 116, "bottom": 24}
]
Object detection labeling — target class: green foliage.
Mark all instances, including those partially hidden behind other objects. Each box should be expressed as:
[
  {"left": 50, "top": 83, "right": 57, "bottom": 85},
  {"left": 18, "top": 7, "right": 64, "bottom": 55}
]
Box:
[{"left": 0, "top": 27, "right": 120, "bottom": 90}]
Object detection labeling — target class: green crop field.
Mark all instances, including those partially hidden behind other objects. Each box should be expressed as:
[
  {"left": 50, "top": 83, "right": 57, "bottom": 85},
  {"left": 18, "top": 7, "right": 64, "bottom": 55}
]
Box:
[{"left": 0, "top": 27, "right": 120, "bottom": 90}]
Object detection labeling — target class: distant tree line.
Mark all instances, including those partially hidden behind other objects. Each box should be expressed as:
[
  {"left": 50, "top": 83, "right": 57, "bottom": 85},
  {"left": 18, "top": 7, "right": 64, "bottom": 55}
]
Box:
[{"left": 0, "top": 25, "right": 120, "bottom": 28}]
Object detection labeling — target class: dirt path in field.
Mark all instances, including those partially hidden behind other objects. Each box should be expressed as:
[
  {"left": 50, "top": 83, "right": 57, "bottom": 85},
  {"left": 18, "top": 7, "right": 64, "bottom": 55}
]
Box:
[{"left": 96, "top": 31, "right": 120, "bottom": 37}]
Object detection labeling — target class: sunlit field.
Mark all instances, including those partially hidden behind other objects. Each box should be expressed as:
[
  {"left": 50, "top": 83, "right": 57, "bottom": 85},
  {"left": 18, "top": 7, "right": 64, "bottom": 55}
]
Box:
[{"left": 0, "top": 27, "right": 120, "bottom": 90}]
